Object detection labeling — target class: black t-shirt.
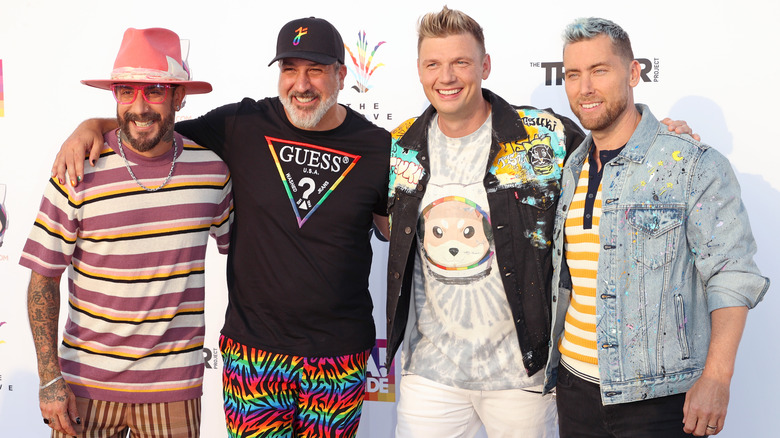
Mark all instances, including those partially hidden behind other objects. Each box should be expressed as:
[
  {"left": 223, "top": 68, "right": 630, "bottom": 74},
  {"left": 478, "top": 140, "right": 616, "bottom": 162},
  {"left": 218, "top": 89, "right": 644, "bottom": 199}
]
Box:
[{"left": 177, "top": 97, "right": 390, "bottom": 357}]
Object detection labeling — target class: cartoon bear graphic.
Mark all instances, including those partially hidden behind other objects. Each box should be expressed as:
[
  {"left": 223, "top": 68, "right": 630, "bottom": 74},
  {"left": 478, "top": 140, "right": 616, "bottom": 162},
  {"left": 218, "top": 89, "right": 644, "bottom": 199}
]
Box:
[{"left": 418, "top": 197, "right": 493, "bottom": 284}]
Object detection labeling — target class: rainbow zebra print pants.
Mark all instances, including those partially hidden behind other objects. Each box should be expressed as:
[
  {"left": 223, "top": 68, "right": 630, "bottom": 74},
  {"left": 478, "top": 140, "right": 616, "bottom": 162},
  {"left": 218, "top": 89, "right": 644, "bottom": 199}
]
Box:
[{"left": 219, "top": 335, "right": 369, "bottom": 437}]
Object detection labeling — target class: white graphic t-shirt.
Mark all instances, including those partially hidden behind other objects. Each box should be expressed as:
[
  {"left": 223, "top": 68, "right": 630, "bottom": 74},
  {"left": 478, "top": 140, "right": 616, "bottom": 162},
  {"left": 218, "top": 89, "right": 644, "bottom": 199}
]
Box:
[{"left": 403, "top": 114, "right": 541, "bottom": 390}]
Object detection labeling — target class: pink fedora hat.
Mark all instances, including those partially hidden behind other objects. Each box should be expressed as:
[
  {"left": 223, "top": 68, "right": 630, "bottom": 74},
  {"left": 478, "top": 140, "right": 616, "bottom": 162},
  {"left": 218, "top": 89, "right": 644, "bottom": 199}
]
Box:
[{"left": 82, "top": 27, "right": 212, "bottom": 94}]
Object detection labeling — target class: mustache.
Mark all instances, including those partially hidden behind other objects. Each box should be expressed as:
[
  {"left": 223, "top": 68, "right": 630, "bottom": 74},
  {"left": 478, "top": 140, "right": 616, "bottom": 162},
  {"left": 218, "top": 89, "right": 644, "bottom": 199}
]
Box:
[
  {"left": 123, "top": 112, "right": 162, "bottom": 123},
  {"left": 289, "top": 91, "right": 319, "bottom": 99}
]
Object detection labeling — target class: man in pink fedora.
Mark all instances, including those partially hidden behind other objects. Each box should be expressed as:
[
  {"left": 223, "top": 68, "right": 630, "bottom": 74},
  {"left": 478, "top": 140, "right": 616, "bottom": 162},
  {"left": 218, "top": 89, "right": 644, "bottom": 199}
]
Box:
[{"left": 21, "top": 27, "right": 233, "bottom": 437}]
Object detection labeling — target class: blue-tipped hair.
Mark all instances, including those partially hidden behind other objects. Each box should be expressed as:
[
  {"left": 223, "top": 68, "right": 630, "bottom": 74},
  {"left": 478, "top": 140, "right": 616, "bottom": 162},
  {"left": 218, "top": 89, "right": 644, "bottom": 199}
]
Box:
[{"left": 563, "top": 17, "right": 634, "bottom": 63}]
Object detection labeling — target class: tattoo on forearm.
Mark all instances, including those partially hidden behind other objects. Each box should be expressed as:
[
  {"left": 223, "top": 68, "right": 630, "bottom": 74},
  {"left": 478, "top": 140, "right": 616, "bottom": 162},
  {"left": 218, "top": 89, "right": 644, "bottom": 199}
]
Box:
[{"left": 27, "top": 272, "right": 62, "bottom": 381}]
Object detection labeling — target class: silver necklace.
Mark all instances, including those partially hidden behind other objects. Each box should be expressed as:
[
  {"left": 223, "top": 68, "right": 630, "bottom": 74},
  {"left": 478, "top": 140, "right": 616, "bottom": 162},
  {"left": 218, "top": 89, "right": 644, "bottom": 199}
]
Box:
[{"left": 116, "top": 129, "right": 177, "bottom": 192}]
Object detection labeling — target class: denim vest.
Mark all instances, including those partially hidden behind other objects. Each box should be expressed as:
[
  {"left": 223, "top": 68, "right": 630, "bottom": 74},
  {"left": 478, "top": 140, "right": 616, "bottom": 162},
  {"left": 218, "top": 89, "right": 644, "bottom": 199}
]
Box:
[{"left": 543, "top": 104, "right": 769, "bottom": 404}]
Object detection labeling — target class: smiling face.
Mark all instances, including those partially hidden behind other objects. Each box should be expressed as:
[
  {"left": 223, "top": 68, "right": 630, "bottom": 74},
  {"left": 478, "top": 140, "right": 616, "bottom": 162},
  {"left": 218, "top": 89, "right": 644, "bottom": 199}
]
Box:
[
  {"left": 417, "top": 33, "right": 491, "bottom": 127},
  {"left": 278, "top": 58, "right": 346, "bottom": 130},
  {"left": 116, "top": 84, "right": 184, "bottom": 156},
  {"left": 563, "top": 34, "right": 640, "bottom": 134}
]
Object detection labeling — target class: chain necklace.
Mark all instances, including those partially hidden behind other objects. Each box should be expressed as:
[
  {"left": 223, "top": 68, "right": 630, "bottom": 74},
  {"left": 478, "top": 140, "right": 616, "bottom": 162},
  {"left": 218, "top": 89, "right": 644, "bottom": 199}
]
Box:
[{"left": 116, "top": 129, "right": 177, "bottom": 192}]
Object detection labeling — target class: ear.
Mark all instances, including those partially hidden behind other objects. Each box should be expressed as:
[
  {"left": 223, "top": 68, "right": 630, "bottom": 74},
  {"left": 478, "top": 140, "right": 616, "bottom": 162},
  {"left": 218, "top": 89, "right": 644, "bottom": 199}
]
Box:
[
  {"left": 337, "top": 63, "right": 347, "bottom": 90},
  {"left": 628, "top": 59, "right": 641, "bottom": 88},
  {"left": 482, "top": 53, "right": 492, "bottom": 80},
  {"left": 173, "top": 86, "right": 187, "bottom": 109}
]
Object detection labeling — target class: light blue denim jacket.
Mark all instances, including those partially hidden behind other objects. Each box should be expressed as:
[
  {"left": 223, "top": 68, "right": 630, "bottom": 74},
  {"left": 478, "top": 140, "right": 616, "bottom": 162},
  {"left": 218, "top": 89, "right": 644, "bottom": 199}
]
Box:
[{"left": 543, "top": 104, "right": 769, "bottom": 405}]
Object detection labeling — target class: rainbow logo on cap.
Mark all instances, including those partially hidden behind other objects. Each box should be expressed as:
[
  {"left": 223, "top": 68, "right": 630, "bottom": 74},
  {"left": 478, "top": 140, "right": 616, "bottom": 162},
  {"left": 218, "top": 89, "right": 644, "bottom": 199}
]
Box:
[{"left": 293, "top": 26, "right": 308, "bottom": 46}]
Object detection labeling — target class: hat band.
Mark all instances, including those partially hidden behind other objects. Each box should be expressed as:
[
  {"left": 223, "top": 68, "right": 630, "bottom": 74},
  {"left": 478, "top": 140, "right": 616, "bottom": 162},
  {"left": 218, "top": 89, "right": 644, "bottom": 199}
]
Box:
[
  {"left": 110, "top": 56, "right": 190, "bottom": 82},
  {"left": 110, "top": 68, "right": 187, "bottom": 82}
]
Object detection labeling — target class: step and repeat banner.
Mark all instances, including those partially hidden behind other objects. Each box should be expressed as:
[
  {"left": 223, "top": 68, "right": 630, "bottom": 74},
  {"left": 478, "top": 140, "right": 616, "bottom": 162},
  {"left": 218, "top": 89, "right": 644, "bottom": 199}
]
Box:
[{"left": 1, "top": 1, "right": 777, "bottom": 436}]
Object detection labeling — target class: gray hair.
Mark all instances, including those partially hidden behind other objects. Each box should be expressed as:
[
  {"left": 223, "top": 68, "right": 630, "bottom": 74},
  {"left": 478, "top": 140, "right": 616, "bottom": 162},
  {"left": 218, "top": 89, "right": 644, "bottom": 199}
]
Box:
[{"left": 562, "top": 17, "right": 634, "bottom": 62}]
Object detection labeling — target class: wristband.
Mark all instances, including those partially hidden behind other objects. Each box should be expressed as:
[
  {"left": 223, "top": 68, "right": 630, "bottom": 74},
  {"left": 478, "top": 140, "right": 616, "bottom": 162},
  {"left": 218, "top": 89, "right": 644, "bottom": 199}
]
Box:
[{"left": 40, "top": 376, "right": 63, "bottom": 389}]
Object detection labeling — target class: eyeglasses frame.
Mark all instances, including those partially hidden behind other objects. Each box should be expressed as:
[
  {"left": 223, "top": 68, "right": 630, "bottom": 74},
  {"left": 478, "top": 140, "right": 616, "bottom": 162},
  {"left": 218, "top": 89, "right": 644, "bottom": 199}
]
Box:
[{"left": 110, "top": 83, "right": 175, "bottom": 105}]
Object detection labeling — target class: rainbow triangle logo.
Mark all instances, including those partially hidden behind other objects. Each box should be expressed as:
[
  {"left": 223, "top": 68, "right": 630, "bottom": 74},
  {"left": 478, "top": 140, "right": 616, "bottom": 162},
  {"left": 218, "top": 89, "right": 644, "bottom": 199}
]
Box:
[{"left": 266, "top": 136, "right": 361, "bottom": 228}]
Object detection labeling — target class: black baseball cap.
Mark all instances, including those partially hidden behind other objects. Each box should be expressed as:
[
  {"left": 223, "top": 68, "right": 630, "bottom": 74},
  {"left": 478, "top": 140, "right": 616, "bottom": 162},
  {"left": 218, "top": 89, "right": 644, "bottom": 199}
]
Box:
[{"left": 268, "top": 17, "right": 345, "bottom": 66}]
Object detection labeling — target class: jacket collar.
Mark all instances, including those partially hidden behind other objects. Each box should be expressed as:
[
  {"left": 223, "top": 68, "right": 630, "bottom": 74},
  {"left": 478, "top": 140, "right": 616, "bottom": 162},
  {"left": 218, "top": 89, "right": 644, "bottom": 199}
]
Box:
[{"left": 572, "top": 104, "right": 661, "bottom": 167}]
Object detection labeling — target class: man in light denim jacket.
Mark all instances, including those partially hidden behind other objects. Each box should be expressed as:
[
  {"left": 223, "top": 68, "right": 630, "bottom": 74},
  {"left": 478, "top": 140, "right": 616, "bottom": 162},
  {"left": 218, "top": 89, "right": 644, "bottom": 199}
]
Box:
[{"left": 543, "top": 17, "right": 769, "bottom": 437}]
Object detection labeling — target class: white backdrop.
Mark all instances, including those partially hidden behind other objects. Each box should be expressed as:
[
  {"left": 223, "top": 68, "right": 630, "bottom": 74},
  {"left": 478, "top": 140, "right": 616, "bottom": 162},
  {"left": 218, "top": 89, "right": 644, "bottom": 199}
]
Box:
[{"left": 1, "top": 1, "right": 777, "bottom": 436}]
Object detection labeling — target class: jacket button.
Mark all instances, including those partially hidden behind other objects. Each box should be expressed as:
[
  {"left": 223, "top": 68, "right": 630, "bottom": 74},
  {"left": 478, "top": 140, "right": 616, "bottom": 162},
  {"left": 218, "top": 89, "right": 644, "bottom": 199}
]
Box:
[
  {"left": 404, "top": 227, "right": 412, "bottom": 234},
  {"left": 562, "top": 204, "right": 568, "bottom": 211},
  {"left": 393, "top": 272, "right": 400, "bottom": 279},
  {"left": 416, "top": 184, "right": 424, "bottom": 191}
]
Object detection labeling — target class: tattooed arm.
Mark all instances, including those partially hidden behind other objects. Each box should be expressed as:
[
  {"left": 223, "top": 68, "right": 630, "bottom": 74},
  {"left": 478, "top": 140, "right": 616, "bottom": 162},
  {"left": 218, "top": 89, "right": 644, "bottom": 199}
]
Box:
[{"left": 27, "top": 272, "right": 81, "bottom": 436}]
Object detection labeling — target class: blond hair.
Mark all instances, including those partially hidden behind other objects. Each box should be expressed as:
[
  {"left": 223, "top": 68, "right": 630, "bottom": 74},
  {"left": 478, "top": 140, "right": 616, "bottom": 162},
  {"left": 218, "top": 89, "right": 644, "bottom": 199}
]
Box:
[{"left": 417, "top": 6, "right": 485, "bottom": 55}]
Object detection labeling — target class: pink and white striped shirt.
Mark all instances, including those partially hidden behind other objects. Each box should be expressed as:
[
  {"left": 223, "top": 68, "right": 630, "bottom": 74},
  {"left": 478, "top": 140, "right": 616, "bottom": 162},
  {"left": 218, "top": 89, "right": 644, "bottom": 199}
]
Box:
[{"left": 20, "top": 131, "right": 233, "bottom": 403}]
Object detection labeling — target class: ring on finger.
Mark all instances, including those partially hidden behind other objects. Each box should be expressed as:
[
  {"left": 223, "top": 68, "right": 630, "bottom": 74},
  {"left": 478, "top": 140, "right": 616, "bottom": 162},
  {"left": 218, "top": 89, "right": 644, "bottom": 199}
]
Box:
[{"left": 706, "top": 425, "right": 717, "bottom": 430}]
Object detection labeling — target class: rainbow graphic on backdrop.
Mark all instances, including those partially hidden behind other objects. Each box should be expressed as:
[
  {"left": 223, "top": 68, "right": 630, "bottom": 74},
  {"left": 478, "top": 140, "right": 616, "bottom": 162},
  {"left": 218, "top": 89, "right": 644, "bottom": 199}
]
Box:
[
  {"left": 345, "top": 31, "right": 385, "bottom": 93},
  {"left": 0, "top": 183, "right": 7, "bottom": 247},
  {"left": 0, "top": 321, "right": 7, "bottom": 345},
  {"left": 0, "top": 59, "right": 4, "bottom": 117},
  {"left": 364, "top": 339, "right": 396, "bottom": 402}
]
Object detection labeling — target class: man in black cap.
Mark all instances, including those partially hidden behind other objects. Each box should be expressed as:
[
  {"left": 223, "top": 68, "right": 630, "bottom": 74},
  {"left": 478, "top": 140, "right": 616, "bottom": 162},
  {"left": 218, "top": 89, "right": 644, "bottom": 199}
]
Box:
[{"left": 52, "top": 17, "right": 390, "bottom": 438}]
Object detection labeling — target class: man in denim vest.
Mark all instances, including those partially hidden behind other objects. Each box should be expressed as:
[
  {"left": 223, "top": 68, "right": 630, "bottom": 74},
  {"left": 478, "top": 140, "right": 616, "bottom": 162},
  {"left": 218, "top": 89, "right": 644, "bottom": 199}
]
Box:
[{"left": 543, "top": 17, "right": 769, "bottom": 437}]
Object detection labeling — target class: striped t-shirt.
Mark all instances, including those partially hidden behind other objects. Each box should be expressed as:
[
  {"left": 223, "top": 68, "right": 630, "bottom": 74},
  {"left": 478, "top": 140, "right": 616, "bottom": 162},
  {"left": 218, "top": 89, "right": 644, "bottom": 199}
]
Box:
[
  {"left": 559, "top": 157, "right": 601, "bottom": 381},
  {"left": 20, "top": 131, "right": 233, "bottom": 403}
]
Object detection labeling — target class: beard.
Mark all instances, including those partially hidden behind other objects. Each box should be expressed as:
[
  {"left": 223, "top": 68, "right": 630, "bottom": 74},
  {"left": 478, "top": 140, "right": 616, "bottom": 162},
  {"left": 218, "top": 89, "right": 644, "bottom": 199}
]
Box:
[
  {"left": 280, "top": 91, "right": 339, "bottom": 130},
  {"left": 117, "top": 107, "right": 175, "bottom": 153},
  {"left": 573, "top": 96, "right": 629, "bottom": 132}
]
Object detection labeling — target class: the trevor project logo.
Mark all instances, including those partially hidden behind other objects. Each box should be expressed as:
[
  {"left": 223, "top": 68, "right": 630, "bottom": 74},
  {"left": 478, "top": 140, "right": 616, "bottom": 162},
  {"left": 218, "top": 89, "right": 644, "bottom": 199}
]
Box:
[
  {"left": 533, "top": 58, "right": 658, "bottom": 85},
  {"left": 365, "top": 339, "right": 396, "bottom": 402},
  {"left": 345, "top": 31, "right": 385, "bottom": 93}
]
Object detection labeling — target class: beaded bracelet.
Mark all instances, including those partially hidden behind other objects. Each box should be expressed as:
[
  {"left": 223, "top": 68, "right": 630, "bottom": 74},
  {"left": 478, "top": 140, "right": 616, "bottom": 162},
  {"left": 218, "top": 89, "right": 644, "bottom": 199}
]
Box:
[{"left": 40, "top": 376, "right": 63, "bottom": 390}]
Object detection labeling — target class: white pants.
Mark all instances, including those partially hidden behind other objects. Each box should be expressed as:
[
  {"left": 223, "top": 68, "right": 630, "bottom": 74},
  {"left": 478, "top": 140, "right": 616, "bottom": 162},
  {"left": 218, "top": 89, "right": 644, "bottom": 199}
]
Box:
[{"left": 395, "top": 373, "right": 558, "bottom": 438}]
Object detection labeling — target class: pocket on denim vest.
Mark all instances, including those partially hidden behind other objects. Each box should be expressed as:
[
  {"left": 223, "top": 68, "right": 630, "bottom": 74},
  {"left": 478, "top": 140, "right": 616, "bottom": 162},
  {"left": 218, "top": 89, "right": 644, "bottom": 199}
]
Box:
[{"left": 626, "top": 206, "right": 684, "bottom": 269}]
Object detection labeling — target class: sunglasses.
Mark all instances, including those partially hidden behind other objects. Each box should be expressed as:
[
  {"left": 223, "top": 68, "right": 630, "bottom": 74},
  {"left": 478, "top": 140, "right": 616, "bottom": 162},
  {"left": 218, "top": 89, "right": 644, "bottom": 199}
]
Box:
[{"left": 110, "top": 84, "right": 173, "bottom": 105}]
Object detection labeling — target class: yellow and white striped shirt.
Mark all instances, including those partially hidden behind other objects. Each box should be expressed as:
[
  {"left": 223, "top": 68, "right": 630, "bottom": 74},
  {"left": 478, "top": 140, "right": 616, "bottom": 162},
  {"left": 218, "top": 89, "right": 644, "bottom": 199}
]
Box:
[{"left": 559, "top": 158, "right": 601, "bottom": 381}]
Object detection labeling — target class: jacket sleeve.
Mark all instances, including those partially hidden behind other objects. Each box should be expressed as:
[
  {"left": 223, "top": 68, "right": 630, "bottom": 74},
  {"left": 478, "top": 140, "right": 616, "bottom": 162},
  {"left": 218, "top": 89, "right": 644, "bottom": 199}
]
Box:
[{"left": 686, "top": 147, "right": 769, "bottom": 311}]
